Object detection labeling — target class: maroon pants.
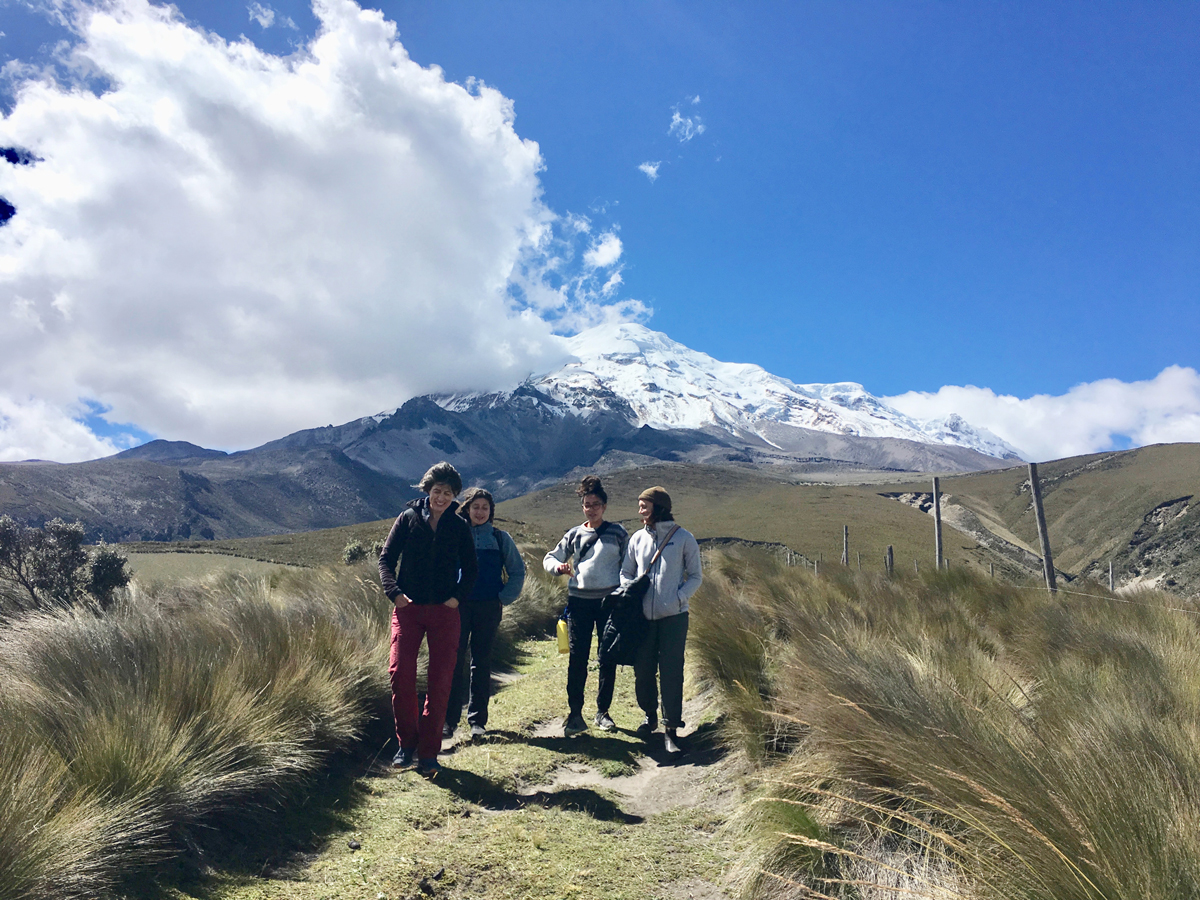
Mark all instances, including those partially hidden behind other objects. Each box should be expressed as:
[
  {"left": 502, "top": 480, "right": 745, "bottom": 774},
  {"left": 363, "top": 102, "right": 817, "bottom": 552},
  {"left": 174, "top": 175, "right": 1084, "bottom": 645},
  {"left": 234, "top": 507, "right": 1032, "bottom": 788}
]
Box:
[{"left": 389, "top": 602, "right": 461, "bottom": 760}]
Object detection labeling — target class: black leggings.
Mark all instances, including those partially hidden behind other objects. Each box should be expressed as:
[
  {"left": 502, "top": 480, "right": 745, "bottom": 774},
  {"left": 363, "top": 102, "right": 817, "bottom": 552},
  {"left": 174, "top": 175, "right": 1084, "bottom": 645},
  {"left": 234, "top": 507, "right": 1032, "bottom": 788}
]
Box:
[
  {"left": 446, "top": 599, "right": 503, "bottom": 728},
  {"left": 566, "top": 594, "right": 617, "bottom": 716}
]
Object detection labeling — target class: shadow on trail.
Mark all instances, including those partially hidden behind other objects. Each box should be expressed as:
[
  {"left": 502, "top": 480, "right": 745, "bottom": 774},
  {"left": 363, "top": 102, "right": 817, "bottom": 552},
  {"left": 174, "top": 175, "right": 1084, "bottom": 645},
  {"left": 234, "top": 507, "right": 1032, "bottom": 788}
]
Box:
[
  {"left": 432, "top": 717, "right": 730, "bottom": 824},
  {"left": 434, "top": 768, "right": 644, "bottom": 824}
]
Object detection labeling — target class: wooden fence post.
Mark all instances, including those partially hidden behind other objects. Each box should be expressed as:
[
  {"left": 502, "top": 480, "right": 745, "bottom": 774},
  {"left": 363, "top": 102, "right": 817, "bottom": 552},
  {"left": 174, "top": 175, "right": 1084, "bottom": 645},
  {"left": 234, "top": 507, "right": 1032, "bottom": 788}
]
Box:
[
  {"left": 933, "top": 476, "right": 944, "bottom": 570},
  {"left": 886, "top": 545, "right": 894, "bottom": 577},
  {"left": 842, "top": 525, "right": 849, "bottom": 566},
  {"left": 1028, "top": 462, "right": 1057, "bottom": 593}
]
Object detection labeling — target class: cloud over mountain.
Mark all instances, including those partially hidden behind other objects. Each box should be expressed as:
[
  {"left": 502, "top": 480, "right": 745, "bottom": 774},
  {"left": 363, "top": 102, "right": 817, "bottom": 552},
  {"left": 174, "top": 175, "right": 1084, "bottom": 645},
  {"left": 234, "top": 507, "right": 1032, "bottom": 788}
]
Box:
[
  {"left": 885, "top": 365, "right": 1200, "bottom": 461},
  {"left": 0, "top": 0, "right": 591, "bottom": 458}
]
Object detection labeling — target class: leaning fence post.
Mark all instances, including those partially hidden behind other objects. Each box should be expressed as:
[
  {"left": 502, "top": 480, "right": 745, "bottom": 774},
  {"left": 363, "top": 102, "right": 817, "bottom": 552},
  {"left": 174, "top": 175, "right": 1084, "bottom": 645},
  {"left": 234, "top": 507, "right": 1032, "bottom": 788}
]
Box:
[
  {"left": 933, "top": 476, "right": 944, "bottom": 570},
  {"left": 1028, "top": 462, "right": 1057, "bottom": 593}
]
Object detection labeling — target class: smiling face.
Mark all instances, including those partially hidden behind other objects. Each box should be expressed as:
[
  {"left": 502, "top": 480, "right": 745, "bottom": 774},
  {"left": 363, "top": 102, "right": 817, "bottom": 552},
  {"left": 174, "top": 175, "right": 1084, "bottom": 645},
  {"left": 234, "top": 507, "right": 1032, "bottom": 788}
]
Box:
[
  {"left": 582, "top": 494, "right": 606, "bottom": 528},
  {"left": 638, "top": 498, "right": 653, "bottom": 525},
  {"left": 427, "top": 482, "right": 456, "bottom": 515},
  {"left": 467, "top": 496, "right": 492, "bottom": 526}
]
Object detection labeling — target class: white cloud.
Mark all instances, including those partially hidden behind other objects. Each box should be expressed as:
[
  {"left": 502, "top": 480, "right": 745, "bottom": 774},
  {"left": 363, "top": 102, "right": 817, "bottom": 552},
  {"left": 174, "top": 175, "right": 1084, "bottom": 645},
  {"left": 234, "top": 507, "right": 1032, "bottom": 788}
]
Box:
[
  {"left": 0, "top": 0, "right": 641, "bottom": 460},
  {"left": 583, "top": 231, "right": 622, "bottom": 269},
  {"left": 0, "top": 397, "right": 122, "bottom": 462},
  {"left": 248, "top": 3, "right": 275, "bottom": 28},
  {"left": 669, "top": 107, "right": 705, "bottom": 142},
  {"left": 885, "top": 366, "right": 1200, "bottom": 462},
  {"left": 638, "top": 160, "right": 660, "bottom": 182}
]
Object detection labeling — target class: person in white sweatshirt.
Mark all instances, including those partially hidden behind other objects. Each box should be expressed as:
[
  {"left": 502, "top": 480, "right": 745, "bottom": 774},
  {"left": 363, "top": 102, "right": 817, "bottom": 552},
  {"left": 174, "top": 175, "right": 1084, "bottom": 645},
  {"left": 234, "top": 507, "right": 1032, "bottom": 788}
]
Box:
[
  {"left": 543, "top": 475, "right": 629, "bottom": 737},
  {"left": 619, "top": 486, "right": 702, "bottom": 755}
]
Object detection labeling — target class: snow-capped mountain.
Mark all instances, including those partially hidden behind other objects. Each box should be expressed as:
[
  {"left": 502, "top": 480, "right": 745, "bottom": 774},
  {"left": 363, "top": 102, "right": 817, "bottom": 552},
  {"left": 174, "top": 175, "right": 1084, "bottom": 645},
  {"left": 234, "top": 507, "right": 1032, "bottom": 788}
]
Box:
[{"left": 436, "top": 322, "right": 1022, "bottom": 461}]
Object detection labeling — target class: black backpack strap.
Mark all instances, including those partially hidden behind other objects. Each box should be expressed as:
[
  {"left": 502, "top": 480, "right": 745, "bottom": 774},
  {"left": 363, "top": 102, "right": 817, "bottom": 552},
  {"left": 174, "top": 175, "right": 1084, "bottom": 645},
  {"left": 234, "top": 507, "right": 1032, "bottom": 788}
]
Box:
[{"left": 572, "top": 521, "right": 611, "bottom": 566}]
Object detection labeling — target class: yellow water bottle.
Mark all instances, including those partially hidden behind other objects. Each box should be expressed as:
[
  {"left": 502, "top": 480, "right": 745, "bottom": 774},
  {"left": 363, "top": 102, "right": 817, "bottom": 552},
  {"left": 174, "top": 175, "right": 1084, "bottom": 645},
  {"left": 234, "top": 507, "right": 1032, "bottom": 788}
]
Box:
[{"left": 556, "top": 610, "right": 570, "bottom": 654}]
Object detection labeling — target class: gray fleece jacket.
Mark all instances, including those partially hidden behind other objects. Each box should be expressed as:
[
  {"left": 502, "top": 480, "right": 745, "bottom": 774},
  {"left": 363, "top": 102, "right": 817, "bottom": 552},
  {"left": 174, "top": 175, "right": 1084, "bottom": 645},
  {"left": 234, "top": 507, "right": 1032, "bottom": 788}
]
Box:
[
  {"left": 543, "top": 521, "right": 629, "bottom": 600},
  {"left": 620, "top": 521, "right": 703, "bottom": 620}
]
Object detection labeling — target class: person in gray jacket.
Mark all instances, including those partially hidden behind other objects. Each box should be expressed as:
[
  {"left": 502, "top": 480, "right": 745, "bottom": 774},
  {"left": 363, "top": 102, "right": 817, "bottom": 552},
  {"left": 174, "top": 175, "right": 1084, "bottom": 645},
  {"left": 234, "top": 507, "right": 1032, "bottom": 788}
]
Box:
[
  {"left": 620, "top": 485, "right": 702, "bottom": 755},
  {"left": 446, "top": 487, "right": 526, "bottom": 739},
  {"left": 543, "top": 475, "right": 629, "bottom": 737}
]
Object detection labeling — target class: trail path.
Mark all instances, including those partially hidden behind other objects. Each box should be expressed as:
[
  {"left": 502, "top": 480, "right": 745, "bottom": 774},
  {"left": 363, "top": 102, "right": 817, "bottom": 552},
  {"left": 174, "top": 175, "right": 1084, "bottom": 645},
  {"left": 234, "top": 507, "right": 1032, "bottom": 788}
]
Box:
[{"left": 207, "top": 641, "right": 739, "bottom": 900}]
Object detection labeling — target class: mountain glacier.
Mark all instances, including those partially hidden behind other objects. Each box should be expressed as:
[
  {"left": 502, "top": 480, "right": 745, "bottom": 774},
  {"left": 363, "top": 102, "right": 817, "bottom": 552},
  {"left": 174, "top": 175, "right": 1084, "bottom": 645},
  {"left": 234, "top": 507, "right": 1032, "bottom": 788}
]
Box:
[{"left": 435, "top": 322, "right": 1022, "bottom": 461}]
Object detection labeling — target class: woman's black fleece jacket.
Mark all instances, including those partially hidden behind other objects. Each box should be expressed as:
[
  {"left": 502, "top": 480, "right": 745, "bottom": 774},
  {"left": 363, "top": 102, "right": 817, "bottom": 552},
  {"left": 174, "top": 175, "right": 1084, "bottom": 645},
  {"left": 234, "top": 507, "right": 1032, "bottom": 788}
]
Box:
[{"left": 378, "top": 497, "right": 478, "bottom": 605}]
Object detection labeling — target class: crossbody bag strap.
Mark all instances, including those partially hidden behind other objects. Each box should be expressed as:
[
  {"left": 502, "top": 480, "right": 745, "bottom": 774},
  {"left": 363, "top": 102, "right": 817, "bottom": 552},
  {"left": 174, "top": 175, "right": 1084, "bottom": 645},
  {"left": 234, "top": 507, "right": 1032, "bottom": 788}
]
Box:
[
  {"left": 646, "top": 525, "right": 681, "bottom": 569},
  {"left": 572, "top": 521, "right": 611, "bottom": 567}
]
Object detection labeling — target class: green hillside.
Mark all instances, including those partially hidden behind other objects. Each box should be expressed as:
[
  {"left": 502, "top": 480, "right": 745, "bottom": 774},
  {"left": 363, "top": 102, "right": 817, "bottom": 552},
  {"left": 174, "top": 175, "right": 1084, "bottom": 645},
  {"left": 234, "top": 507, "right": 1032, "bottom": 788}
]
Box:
[
  {"left": 124, "top": 443, "right": 1200, "bottom": 597},
  {"left": 891, "top": 443, "right": 1200, "bottom": 595}
]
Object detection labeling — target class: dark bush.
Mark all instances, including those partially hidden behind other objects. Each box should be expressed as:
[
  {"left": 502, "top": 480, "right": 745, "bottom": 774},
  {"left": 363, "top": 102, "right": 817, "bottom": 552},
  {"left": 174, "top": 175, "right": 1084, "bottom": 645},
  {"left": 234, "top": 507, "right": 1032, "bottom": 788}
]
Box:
[{"left": 0, "top": 517, "right": 130, "bottom": 615}]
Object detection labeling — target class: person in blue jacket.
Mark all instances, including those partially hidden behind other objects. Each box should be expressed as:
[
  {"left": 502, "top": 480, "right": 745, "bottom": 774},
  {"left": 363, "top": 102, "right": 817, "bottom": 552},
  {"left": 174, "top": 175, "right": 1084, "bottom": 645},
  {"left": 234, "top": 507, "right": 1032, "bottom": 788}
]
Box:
[{"left": 445, "top": 487, "right": 526, "bottom": 739}]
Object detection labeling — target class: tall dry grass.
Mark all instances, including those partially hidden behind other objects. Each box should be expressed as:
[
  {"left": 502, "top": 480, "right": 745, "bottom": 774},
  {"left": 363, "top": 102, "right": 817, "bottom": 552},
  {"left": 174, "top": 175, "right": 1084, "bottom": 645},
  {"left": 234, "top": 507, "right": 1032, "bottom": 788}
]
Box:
[
  {"left": 0, "top": 567, "right": 391, "bottom": 900},
  {"left": 0, "top": 553, "right": 562, "bottom": 900},
  {"left": 691, "top": 551, "right": 1200, "bottom": 900}
]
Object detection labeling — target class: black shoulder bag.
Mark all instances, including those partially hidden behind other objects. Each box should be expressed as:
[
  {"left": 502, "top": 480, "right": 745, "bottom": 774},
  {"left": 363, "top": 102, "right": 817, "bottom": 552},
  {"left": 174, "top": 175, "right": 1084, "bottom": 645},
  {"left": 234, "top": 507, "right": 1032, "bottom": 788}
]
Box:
[{"left": 600, "top": 526, "right": 680, "bottom": 667}]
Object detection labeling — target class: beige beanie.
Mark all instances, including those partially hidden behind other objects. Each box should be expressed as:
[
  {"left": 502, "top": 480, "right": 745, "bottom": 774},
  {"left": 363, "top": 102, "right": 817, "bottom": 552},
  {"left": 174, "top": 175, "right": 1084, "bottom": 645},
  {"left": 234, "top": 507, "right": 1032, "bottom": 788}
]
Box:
[{"left": 638, "top": 486, "right": 672, "bottom": 513}]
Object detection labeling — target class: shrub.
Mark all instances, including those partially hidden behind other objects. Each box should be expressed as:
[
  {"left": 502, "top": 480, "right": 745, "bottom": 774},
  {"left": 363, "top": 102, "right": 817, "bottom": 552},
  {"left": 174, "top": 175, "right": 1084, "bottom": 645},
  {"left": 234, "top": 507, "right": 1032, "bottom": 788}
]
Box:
[
  {"left": 0, "top": 517, "right": 130, "bottom": 616},
  {"left": 341, "top": 539, "right": 369, "bottom": 565}
]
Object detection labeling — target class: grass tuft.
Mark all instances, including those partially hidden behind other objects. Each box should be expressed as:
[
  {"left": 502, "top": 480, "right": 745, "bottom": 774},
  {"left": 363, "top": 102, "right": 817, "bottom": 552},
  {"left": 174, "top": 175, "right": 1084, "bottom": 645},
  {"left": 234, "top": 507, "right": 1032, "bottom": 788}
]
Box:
[{"left": 691, "top": 548, "right": 1200, "bottom": 899}]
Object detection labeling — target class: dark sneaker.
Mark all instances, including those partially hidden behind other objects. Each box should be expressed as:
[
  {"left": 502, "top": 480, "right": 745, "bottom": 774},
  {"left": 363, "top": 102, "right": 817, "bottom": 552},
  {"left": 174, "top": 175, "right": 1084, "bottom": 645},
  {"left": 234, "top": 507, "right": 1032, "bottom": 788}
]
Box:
[
  {"left": 417, "top": 758, "right": 441, "bottom": 778},
  {"left": 563, "top": 713, "right": 588, "bottom": 737},
  {"left": 664, "top": 728, "right": 683, "bottom": 756},
  {"left": 636, "top": 715, "right": 658, "bottom": 737},
  {"left": 594, "top": 711, "right": 616, "bottom": 732},
  {"left": 392, "top": 746, "right": 415, "bottom": 769},
  {"left": 442, "top": 722, "right": 456, "bottom": 739},
  {"left": 470, "top": 724, "right": 486, "bottom": 739}
]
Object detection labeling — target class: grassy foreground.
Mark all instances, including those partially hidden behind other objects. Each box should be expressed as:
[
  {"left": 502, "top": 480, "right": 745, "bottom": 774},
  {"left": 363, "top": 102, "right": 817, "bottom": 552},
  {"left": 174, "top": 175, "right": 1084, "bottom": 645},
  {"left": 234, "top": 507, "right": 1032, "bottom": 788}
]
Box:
[
  {"left": 0, "top": 567, "right": 392, "bottom": 900},
  {"left": 690, "top": 552, "right": 1200, "bottom": 900},
  {"left": 197, "top": 640, "right": 730, "bottom": 900},
  {"left": 0, "top": 557, "right": 732, "bottom": 900}
]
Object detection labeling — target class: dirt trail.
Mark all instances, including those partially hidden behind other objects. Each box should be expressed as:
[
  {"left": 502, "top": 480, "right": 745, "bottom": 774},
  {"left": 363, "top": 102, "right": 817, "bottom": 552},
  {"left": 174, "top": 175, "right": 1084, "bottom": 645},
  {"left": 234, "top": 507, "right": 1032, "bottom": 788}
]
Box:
[{"left": 528, "top": 693, "right": 740, "bottom": 821}]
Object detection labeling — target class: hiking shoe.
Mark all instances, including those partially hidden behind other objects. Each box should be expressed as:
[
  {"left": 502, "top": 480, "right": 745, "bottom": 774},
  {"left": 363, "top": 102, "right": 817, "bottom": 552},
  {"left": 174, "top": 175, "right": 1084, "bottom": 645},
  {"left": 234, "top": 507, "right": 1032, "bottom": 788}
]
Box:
[
  {"left": 663, "top": 728, "right": 683, "bottom": 756},
  {"left": 442, "top": 722, "right": 456, "bottom": 739},
  {"left": 636, "top": 715, "right": 658, "bottom": 737},
  {"left": 594, "top": 711, "right": 616, "bottom": 732},
  {"left": 417, "top": 758, "right": 441, "bottom": 778},
  {"left": 392, "top": 746, "right": 415, "bottom": 769},
  {"left": 563, "top": 713, "right": 589, "bottom": 737},
  {"left": 470, "top": 724, "right": 487, "bottom": 739}
]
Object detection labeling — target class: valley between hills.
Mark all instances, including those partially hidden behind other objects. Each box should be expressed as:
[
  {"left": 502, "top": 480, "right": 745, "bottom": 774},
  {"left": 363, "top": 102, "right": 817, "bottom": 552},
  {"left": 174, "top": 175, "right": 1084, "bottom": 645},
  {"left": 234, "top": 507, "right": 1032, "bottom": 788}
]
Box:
[{"left": 122, "top": 443, "right": 1200, "bottom": 602}]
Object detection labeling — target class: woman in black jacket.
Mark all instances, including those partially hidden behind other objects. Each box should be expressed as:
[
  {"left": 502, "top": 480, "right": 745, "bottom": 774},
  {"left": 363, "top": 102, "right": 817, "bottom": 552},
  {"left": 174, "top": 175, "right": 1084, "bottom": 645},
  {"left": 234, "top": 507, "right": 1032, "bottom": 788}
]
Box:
[{"left": 379, "top": 462, "right": 477, "bottom": 776}]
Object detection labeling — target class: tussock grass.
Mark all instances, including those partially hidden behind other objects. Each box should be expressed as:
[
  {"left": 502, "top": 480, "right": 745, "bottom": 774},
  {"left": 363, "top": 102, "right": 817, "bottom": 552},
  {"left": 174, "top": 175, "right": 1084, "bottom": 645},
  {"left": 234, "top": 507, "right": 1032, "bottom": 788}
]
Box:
[
  {"left": 0, "top": 556, "right": 565, "bottom": 900},
  {"left": 0, "top": 567, "right": 391, "bottom": 900},
  {"left": 691, "top": 550, "right": 1200, "bottom": 900}
]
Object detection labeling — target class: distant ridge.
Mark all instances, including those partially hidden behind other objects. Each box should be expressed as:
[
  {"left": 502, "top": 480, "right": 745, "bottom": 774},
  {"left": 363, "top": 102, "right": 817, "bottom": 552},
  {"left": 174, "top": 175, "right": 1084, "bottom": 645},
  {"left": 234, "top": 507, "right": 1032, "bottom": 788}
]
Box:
[{"left": 114, "top": 440, "right": 228, "bottom": 462}]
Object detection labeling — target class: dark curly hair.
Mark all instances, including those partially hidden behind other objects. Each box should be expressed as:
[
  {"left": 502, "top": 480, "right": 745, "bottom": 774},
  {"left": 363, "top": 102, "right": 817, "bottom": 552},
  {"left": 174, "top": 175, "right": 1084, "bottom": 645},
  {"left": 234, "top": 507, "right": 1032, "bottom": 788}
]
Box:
[{"left": 576, "top": 475, "right": 607, "bottom": 505}]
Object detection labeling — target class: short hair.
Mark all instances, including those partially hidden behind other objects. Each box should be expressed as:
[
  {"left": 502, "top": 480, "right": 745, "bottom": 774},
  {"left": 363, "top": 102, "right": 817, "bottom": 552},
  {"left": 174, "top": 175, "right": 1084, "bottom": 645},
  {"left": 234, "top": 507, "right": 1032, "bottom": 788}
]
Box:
[
  {"left": 458, "top": 486, "right": 495, "bottom": 523},
  {"left": 418, "top": 461, "right": 462, "bottom": 495},
  {"left": 576, "top": 475, "right": 607, "bottom": 505}
]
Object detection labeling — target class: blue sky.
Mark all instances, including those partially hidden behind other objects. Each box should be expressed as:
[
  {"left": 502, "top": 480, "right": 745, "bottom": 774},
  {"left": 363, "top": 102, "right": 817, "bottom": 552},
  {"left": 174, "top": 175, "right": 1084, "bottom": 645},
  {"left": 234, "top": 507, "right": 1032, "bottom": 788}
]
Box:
[{"left": 1, "top": 0, "right": 1198, "bottom": 461}]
